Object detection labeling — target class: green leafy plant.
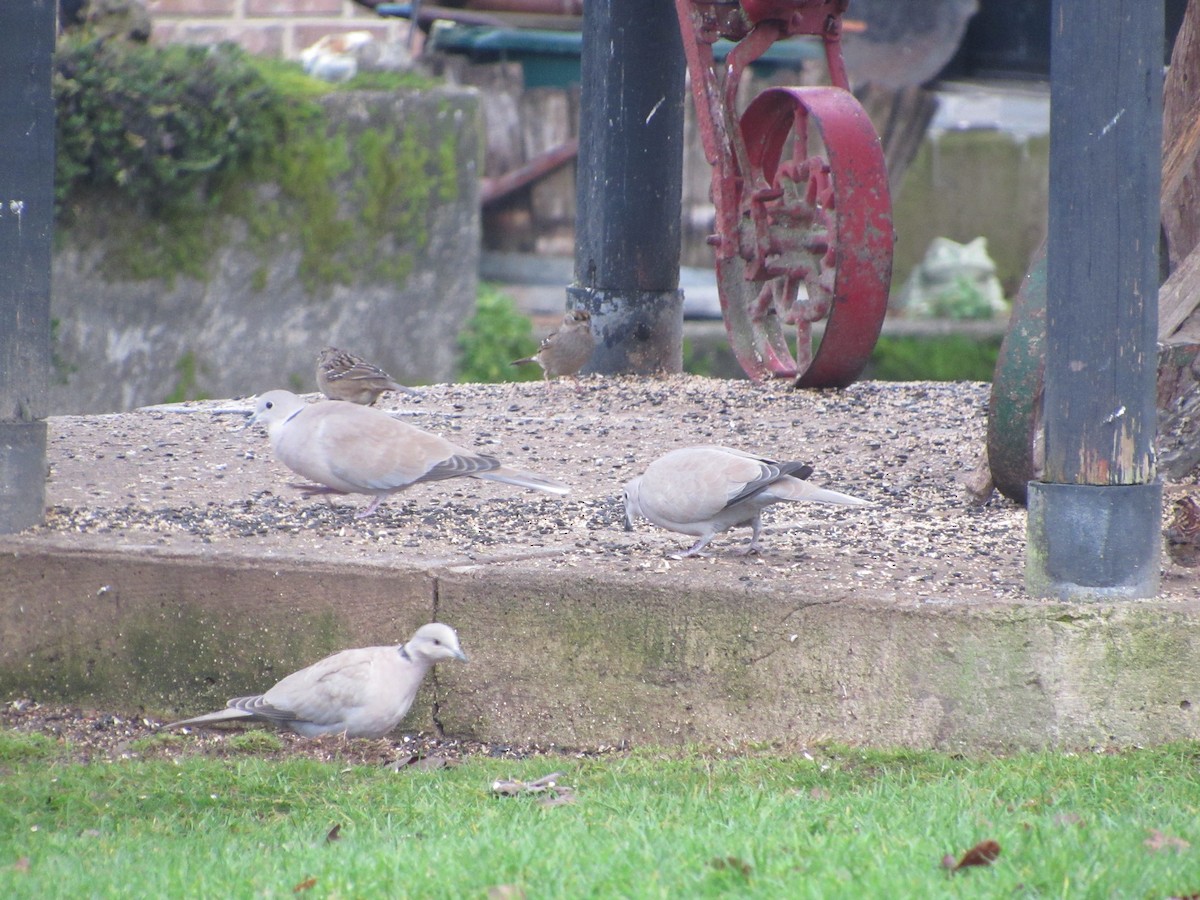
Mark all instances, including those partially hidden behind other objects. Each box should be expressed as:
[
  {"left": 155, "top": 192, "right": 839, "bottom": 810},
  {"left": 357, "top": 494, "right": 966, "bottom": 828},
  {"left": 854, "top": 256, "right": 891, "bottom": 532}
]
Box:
[
  {"left": 53, "top": 39, "right": 289, "bottom": 216},
  {"left": 456, "top": 284, "right": 541, "bottom": 383},
  {"left": 867, "top": 334, "right": 1001, "bottom": 382}
]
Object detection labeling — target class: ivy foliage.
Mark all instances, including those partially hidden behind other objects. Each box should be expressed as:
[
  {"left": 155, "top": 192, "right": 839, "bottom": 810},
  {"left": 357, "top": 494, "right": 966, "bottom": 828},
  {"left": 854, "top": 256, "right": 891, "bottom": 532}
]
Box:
[{"left": 54, "top": 38, "right": 292, "bottom": 215}]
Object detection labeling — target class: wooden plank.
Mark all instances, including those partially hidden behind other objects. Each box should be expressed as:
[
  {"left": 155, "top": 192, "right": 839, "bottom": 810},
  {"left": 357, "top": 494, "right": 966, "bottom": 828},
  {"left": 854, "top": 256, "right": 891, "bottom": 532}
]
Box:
[
  {"left": 1162, "top": 0, "right": 1200, "bottom": 270},
  {"left": 1160, "top": 240, "right": 1200, "bottom": 339}
]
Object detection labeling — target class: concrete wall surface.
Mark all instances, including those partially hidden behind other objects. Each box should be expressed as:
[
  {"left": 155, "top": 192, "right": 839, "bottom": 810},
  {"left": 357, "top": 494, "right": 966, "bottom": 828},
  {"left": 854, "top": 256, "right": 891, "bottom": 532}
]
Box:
[
  {"left": 50, "top": 87, "right": 481, "bottom": 414},
  {"left": 2, "top": 542, "right": 1196, "bottom": 751}
]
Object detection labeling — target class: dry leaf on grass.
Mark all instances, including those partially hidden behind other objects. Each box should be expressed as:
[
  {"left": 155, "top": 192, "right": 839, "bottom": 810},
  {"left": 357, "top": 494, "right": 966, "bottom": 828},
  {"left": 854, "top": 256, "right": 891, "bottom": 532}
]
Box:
[
  {"left": 292, "top": 876, "right": 317, "bottom": 893},
  {"left": 12, "top": 857, "right": 30, "bottom": 873},
  {"left": 709, "top": 856, "right": 752, "bottom": 878},
  {"left": 941, "top": 839, "right": 1001, "bottom": 873},
  {"left": 325, "top": 823, "right": 341, "bottom": 843},
  {"left": 1145, "top": 829, "right": 1191, "bottom": 853},
  {"left": 385, "top": 754, "right": 456, "bottom": 772},
  {"left": 487, "top": 885, "right": 527, "bottom": 899},
  {"left": 491, "top": 772, "right": 576, "bottom": 806}
]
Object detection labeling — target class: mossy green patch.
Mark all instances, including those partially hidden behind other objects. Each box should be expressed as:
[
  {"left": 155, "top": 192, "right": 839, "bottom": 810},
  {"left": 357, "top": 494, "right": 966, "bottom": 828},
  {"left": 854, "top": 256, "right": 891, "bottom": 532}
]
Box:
[
  {"left": 226, "top": 731, "right": 285, "bottom": 754},
  {"left": 0, "top": 602, "right": 348, "bottom": 717},
  {"left": 163, "top": 351, "right": 209, "bottom": 404},
  {"left": 0, "top": 730, "right": 62, "bottom": 763},
  {"left": 55, "top": 43, "right": 468, "bottom": 293}
]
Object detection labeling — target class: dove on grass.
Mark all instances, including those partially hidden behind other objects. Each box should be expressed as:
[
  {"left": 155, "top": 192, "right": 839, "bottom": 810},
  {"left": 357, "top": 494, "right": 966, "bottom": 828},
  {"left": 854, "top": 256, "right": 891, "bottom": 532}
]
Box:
[{"left": 164, "top": 623, "right": 468, "bottom": 738}]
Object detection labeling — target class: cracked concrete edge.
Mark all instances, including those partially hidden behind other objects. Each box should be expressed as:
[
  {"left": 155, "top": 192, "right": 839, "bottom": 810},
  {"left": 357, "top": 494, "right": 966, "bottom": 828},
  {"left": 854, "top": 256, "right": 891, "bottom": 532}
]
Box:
[{"left": 2, "top": 539, "right": 1199, "bottom": 749}]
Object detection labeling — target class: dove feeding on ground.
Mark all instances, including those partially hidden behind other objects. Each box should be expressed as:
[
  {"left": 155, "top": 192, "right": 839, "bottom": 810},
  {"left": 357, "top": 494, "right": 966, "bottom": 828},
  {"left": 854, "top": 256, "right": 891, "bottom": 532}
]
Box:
[
  {"left": 163, "top": 623, "right": 468, "bottom": 738},
  {"left": 623, "top": 446, "right": 871, "bottom": 558},
  {"left": 250, "top": 390, "right": 569, "bottom": 517},
  {"left": 316, "top": 346, "right": 418, "bottom": 405},
  {"left": 512, "top": 308, "right": 595, "bottom": 384}
]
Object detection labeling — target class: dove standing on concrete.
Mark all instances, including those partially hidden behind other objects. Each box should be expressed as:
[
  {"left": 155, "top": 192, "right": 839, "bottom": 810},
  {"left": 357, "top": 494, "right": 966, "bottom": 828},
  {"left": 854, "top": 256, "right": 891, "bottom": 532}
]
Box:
[
  {"left": 623, "top": 446, "right": 871, "bottom": 558},
  {"left": 164, "top": 623, "right": 468, "bottom": 738},
  {"left": 251, "top": 390, "right": 568, "bottom": 517},
  {"left": 317, "top": 346, "right": 418, "bottom": 405},
  {"left": 512, "top": 308, "right": 595, "bottom": 385}
]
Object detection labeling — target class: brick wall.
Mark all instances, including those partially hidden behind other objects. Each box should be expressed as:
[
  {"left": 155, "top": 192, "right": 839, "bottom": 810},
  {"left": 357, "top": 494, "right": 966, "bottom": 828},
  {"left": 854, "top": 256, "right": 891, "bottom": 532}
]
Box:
[{"left": 147, "top": 0, "right": 410, "bottom": 58}]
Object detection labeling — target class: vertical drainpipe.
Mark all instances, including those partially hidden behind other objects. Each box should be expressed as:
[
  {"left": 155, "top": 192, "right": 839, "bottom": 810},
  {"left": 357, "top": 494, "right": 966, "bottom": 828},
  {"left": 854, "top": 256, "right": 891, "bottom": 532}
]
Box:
[
  {"left": 0, "top": 1, "right": 55, "bottom": 533},
  {"left": 568, "top": 0, "right": 687, "bottom": 375},
  {"left": 1026, "top": 0, "right": 1164, "bottom": 598}
]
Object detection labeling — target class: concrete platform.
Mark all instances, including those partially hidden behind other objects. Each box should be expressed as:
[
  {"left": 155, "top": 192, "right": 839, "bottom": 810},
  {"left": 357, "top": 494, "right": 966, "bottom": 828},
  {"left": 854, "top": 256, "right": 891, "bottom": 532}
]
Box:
[{"left": 2, "top": 376, "right": 1197, "bottom": 750}]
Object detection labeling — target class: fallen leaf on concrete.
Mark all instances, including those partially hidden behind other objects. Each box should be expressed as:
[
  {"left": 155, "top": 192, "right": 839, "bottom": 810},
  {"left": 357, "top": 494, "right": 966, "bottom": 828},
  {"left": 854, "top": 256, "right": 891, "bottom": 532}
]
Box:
[
  {"left": 1145, "top": 829, "right": 1191, "bottom": 853},
  {"left": 942, "top": 839, "right": 1001, "bottom": 872}
]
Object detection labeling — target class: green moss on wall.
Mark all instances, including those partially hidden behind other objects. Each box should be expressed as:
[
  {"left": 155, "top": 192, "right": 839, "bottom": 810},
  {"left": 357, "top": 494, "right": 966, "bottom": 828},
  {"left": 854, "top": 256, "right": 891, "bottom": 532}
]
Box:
[{"left": 55, "top": 43, "right": 463, "bottom": 293}]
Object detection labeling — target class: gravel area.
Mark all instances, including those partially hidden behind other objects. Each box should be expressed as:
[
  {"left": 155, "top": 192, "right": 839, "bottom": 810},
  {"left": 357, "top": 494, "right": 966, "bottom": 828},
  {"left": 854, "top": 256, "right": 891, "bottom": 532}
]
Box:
[
  {"left": 29, "top": 375, "right": 1198, "bottom": 601},
  {"left": 0, "top": 699, "right": 586, "bottom": 765}
]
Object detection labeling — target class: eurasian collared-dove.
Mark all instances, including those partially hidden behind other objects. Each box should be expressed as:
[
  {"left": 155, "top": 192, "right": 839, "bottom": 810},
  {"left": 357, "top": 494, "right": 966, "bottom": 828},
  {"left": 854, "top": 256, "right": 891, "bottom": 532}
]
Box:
[
  {"left": 512, "top": 309, "right": 595, "bottom": 385},
  {"left": 623, "top": 446, "right": 871, "bottom": 558},
  {"left": 163, "top": 622, "right": 468, "bottom": 738},
  {"left": 250, "top": 390, "right": 569, "bottom": 517},
  {"left": 316, "top": 346, "right": 418, "bottom": 405}
]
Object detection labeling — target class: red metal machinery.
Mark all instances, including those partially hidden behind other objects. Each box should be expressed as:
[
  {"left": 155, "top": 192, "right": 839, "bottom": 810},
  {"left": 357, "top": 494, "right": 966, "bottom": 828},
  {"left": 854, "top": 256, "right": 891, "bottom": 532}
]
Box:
[{"left": 675, "top": 0, "right": 893, "bottom": 387}]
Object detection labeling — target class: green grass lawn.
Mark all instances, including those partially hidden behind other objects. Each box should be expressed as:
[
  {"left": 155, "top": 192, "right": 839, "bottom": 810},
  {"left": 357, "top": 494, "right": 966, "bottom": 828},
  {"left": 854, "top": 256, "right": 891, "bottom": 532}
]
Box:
[{"left": 1, "top": 731, "right": 1198, "bottom": 898}]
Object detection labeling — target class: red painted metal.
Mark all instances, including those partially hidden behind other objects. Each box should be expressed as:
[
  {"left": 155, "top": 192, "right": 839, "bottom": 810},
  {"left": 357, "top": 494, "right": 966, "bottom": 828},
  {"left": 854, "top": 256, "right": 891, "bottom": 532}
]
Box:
[{"left": 675, "top": 0, "right": 893, "bottom": 386}]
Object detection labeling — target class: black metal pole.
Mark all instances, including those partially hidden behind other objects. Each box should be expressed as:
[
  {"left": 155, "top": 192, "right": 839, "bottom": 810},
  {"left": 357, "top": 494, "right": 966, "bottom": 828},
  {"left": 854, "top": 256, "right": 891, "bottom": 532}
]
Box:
[
  {"left": 0, "top": 1, "right": 55, "bottom": 533},
  {"left": 1026, "top": 0, "right": 1163, "bottom": 598},
  {"left": 568, "top": 0, "right": 686, "bottom": 375}
]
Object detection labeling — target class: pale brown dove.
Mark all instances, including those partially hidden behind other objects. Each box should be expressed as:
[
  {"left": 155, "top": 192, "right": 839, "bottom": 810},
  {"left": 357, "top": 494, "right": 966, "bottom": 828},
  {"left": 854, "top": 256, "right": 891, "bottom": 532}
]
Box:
[
  {"left": 251, "top": 390, "right": 569, "bottom": 517},
  {"left": 316, "top": 346, "right": 418, "bottom": 405},
  {"left": 623, "top": 446, "right": 871, "bottom": 558},
  {"left": 511, "top": 308, "right": 595, "bottom": 384},
  {"left": 163, "top": 623, "right": 467, "bottom": 738}
]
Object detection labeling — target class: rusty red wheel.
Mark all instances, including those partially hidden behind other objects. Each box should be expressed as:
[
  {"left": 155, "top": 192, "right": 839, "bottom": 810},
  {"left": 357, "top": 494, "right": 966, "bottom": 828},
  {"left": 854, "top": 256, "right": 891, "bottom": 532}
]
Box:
[{"left": 719, "top": 86, "right": 893, "bottom": 387}]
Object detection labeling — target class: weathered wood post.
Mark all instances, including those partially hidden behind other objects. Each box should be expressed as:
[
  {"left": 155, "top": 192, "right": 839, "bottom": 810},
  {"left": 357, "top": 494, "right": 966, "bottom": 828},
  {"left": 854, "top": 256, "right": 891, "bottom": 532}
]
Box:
[
  {"left": 568, "top": 0, "right": 686, "bottom": 374},
  {"left": 0, "top": 1, "right": 55, "bottom": 533},
  {"left": 1026, "top": 0, "right": 1163, "bottom": 598}
]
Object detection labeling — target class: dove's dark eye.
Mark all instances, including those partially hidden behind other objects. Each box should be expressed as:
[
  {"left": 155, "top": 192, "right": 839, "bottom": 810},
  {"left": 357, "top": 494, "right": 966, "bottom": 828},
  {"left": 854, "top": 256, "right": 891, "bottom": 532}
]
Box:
[
  {"left": 432, "top": 639, "right": 441, "bottom": 645},
  {"left": 265, "top": 401, "right": 274, "bottom": 410}
]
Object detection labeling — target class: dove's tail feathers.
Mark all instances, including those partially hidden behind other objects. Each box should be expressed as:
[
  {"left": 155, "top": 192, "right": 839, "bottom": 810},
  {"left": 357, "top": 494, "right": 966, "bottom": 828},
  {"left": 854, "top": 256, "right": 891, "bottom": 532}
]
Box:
[
  {"left": 162, "top": 707, "right": 255, "bottom": 731},
  {"left": 778, "top": 479, "right": 872, "bottom": 507},
  {"left": 477, "top": 466, "right": 570, "bottom": 496}
]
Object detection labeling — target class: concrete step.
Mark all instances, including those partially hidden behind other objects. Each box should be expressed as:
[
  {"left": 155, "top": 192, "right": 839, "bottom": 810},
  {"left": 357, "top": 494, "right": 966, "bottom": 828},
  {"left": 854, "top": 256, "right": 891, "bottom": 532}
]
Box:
[{"left": 2, "top": 376, "right": 1195, "bottom": 749}]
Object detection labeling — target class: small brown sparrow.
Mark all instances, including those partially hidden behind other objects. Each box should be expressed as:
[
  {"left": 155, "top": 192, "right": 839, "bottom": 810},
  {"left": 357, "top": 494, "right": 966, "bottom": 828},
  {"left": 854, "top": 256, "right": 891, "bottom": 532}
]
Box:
[
  {"left": 316, "top": 347, "right": 417, "bottom": 405},
  {"left": 511, "top": 309, "right": 595, "bottom": 386}
]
